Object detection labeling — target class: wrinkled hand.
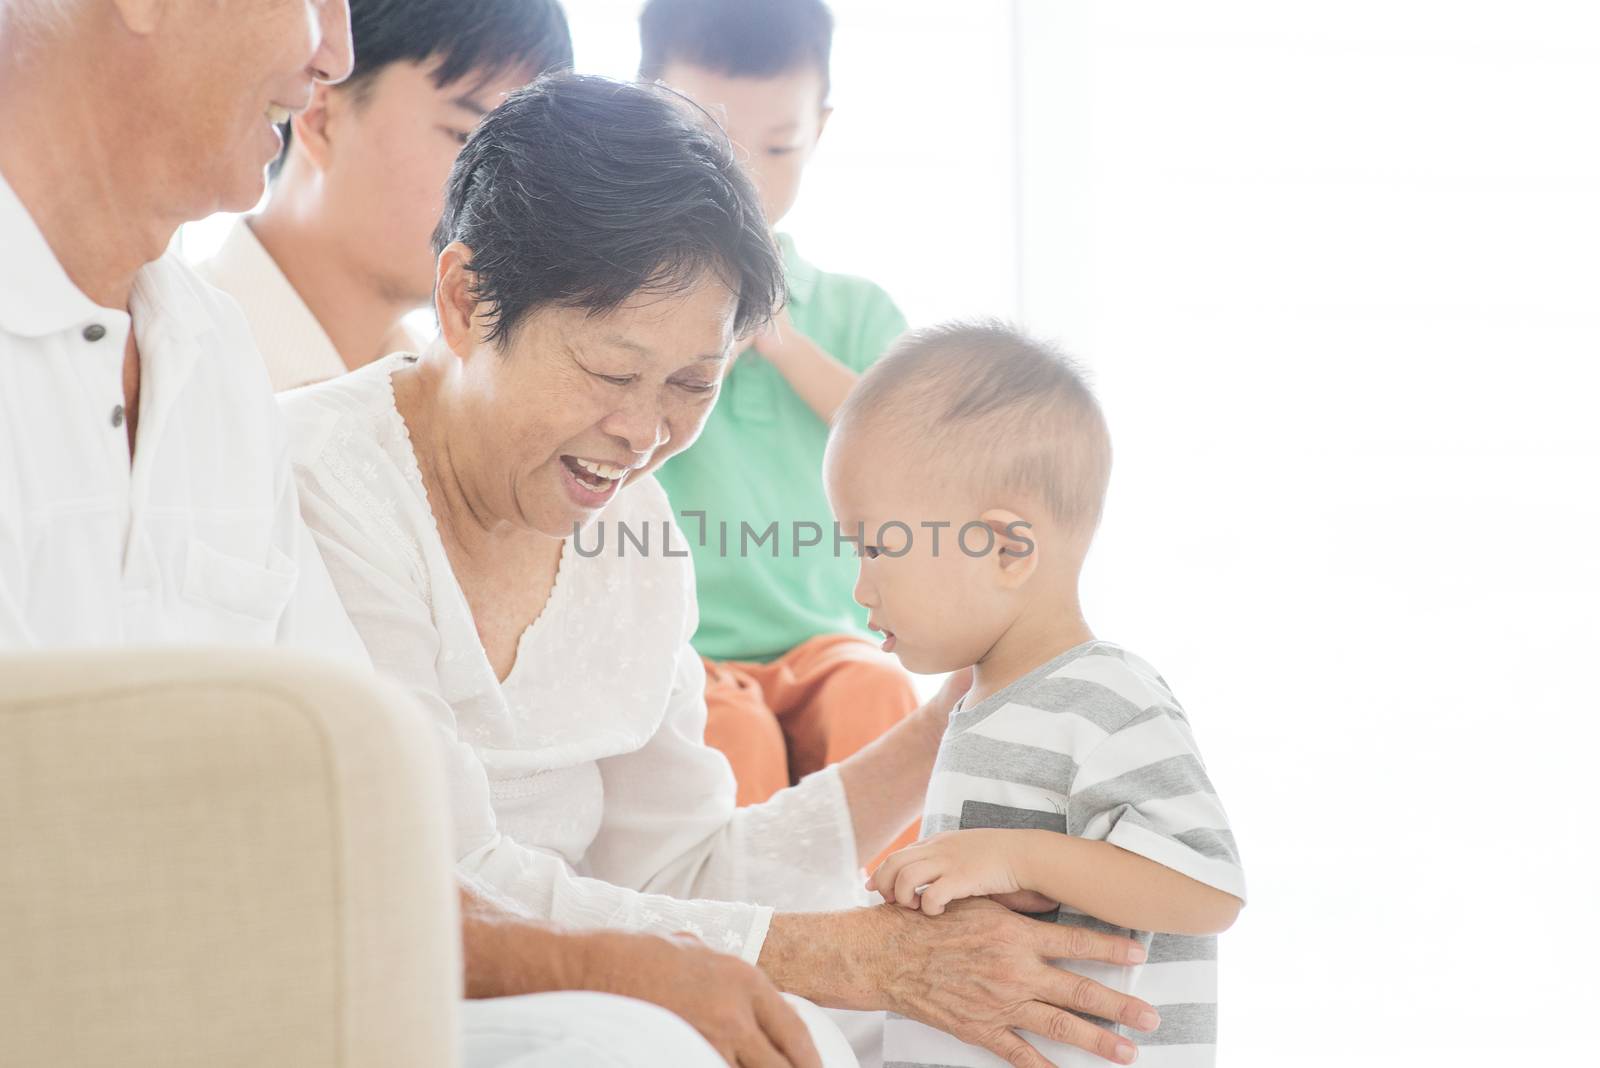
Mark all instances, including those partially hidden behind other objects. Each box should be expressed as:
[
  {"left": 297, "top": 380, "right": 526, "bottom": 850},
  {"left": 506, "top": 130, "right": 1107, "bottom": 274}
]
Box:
[
  {"left": 590, "top": 929, "right": 821, "bottom": 1068},
  {"left": 869, "top": 829, "right": 1055, "bottom": 916},
  {"left": 876, "top": 899, "right": 1158, "bottom": 1067}
]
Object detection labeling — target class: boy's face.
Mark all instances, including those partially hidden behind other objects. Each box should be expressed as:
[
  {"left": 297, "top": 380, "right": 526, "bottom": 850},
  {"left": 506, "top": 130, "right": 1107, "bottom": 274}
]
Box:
[
  {"left": 823, "top": 431, "right": 1020, "bottom": 675},
  {"left": 656, "top": 62, "right": 829, "bottom": 228},
  {"left": 293, "top": 58, "right": 533, "bottom": 306}
]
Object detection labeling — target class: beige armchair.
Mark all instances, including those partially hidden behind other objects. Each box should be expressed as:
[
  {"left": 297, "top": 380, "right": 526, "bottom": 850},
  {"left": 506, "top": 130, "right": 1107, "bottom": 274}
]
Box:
[{"left": 0, "top": 648, "right": 460, "bottom": 1068}]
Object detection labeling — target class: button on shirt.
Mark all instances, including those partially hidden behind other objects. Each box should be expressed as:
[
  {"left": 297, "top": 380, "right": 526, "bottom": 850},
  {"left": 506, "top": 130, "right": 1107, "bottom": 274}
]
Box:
[{"left": 0, "top": 168, "right": 367, "bottom": 660}]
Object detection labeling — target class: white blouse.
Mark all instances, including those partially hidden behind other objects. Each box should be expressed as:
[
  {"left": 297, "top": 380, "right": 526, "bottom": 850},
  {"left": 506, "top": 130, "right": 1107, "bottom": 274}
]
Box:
[{"left": 279, "top": 354, "right": 862, "bottom": 962}]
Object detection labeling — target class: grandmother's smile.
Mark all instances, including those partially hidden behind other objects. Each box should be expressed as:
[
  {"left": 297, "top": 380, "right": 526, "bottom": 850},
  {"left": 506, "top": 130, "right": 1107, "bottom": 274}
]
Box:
[{"left": 559, "top": 454, "right": 631, "bottom": 507}]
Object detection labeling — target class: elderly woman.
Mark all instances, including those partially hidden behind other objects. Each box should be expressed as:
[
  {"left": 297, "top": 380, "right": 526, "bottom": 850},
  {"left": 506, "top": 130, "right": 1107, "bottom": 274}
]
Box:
[{"left": 283, "top": 74, "right": 1153, "bottom": 1067}]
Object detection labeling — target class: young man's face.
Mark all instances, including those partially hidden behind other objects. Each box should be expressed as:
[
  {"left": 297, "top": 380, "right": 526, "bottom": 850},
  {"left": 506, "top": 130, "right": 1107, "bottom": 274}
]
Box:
[
  {"left": 655, "top": 62, "right": 829, "bottom": 229},
  {"left": 299, "top": 59, "right": 533, "bottom": 306}
]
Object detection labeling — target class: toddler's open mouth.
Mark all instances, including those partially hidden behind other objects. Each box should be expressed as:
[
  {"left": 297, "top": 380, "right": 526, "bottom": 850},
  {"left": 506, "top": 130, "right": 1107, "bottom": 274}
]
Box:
[{"left": 869, "top": 620, "right": 897, "bottom": 654}]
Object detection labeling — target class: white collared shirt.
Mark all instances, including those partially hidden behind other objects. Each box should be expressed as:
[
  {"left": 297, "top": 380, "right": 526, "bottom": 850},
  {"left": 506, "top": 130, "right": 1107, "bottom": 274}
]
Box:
[
  {"left": 0, "top": 168, "right": 368, "bottom": 663},
  {"left": 194, "top": 219, "right": 430, "bottom": 392}
]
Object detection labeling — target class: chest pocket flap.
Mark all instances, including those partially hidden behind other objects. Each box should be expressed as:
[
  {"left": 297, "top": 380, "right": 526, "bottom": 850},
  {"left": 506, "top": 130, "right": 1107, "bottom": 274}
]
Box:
[{"left": 182, "top": 539, "right": 298, "bottom": 623}]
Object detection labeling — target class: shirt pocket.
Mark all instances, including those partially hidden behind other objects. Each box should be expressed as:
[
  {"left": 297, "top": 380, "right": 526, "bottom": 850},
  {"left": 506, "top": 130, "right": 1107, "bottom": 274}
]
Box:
[{"left": 180, "top": 538, "right": 298, "bottom": 636}]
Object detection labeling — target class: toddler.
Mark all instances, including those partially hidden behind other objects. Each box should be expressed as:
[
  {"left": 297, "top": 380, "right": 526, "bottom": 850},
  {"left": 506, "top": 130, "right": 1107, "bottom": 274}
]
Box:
[{"left": 823, "top": 322, "right": 1247, "bottom": 1068}]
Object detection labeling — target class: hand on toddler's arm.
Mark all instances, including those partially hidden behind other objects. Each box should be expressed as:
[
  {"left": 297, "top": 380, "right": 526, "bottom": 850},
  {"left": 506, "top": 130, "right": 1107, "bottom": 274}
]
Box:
[{"left": 867, "top": 830, "right": 1057, "bottom": 916}]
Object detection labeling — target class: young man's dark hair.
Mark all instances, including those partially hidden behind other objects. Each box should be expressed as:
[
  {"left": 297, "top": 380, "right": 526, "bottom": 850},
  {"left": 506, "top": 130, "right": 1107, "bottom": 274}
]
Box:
[
  {"left": 434, "top": 74, "right": 786, "bottom": 347},
  {"left": 638, "top": 0, "right": 834, "bottom": 100},
  {"left": 272, "top": 0, "right": 573, "bottom": 176}
]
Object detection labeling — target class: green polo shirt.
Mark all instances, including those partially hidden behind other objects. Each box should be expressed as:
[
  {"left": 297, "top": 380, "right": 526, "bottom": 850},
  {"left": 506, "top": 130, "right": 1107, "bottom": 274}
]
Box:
[{"left": 655, "top": 235, "right": 907, "bottom": 663}]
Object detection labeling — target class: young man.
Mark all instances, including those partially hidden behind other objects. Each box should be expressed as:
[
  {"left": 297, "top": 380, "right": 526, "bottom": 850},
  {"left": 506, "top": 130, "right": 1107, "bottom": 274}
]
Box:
[
  {"left": 196, "top": 0, "right": 572, "bottom": 391},
  {"left": 640, "top": 0, "right": 922, "bottom": 847}
]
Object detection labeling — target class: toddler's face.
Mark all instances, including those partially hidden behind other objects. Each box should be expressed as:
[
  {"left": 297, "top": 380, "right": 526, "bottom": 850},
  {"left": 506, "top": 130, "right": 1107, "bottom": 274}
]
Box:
[
  {"left": 656, "top": 62, "right": 829, "bottom": 228},
  {"left": 823, "top": 433, "right": 1018, "bottom": 675}
]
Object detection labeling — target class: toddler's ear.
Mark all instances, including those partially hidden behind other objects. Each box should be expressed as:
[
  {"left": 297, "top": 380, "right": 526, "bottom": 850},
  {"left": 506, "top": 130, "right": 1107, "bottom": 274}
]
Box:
[{"left": 978, "top": 509, "right": 1039, "bottom": 589}]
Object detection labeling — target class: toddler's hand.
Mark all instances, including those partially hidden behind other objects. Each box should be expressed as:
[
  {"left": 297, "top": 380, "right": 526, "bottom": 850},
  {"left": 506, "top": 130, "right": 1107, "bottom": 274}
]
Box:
[
  {"left": 866, "top": 830, "right": 1038, "bottom": 916},
  {"left": 989, "top": 889, "right": 1061, "bottom": 914}
]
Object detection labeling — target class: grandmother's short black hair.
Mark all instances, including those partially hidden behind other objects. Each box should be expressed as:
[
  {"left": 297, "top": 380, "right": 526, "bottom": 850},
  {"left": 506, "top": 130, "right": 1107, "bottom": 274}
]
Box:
[
  {"left": 433, "top": 74, "right": 785, "bottom": 346},
  {"left": 639, "top": 0, "right": 834, "bottom": 101}
]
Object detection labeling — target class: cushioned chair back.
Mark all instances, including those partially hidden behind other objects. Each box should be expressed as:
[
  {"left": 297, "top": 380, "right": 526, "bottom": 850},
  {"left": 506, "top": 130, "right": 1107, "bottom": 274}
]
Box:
[{"left": 0, "top": 648, "right": 459, "bottom": 1068}]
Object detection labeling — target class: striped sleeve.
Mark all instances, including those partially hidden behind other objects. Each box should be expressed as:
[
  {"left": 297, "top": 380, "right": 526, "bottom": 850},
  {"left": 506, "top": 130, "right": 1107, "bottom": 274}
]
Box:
[{"left": 1068, "top": 705, "right": 1247, "bottom": 901}]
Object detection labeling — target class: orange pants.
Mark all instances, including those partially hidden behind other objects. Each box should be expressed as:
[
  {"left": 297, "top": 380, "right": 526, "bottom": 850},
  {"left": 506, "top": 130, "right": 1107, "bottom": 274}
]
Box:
[{"left": 702, "top": 634, "right": 922, "bottom": 867}]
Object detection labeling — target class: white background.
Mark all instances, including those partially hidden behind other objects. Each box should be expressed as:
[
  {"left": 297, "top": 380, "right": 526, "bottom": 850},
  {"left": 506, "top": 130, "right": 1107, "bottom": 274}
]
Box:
[
  {"left": 190, "top": 3, "right": 1600, "bottom": 1062},
  {"left": 1010, "top": 4, "right": 1600, "bottom": 1065}
]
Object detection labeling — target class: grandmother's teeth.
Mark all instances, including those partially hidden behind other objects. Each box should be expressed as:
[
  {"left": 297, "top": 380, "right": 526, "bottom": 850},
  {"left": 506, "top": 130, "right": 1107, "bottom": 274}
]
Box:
[
  {"left": 265, "top": 104, "right": 291, "bottom": 125},
  {"left": 575, "top": 458, "right": 624, "bottom": 480}
]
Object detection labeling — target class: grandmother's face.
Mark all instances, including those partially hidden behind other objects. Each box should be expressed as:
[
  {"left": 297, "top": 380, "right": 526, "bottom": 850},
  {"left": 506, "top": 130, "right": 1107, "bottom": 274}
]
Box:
[
  {"left": 135, "top": 0, "right": 352, "bottom": 217},
  {"left": 438, "top": 256, "right": 736, "bottom": 538}
]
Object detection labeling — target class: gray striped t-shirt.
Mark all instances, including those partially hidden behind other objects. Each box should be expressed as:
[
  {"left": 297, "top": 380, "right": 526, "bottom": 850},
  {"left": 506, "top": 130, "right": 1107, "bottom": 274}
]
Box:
[{"left": 883, "top": 641, "right": 1245, "bottom": 1068}]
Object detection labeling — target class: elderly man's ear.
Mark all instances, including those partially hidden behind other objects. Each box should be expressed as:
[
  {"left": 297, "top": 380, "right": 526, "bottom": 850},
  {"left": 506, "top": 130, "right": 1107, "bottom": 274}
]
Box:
[{"left": 286, "top": 84, "right": 339, "bottom": 173}]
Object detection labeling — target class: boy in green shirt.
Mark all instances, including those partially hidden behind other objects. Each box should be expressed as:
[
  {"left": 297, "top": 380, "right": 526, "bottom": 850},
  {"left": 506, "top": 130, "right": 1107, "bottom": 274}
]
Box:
[{"left": 643, "top": 0, "right": 922, "bottom": 831}]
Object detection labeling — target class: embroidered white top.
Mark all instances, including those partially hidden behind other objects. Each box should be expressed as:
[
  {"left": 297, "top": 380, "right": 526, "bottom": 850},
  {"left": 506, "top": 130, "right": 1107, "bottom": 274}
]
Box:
[
  {"left": 0, "top": 168, "right": 368, "bottom": 662},
  {"left": 194, "top": 219, "right": 431, "bottom": 392},
  {"left": 279, "top": 354, "right": 863, "bottom": 962}
]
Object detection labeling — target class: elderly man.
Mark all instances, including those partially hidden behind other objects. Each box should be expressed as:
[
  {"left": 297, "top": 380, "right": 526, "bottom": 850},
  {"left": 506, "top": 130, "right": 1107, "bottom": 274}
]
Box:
[{"left": 0, "top": 4, "right": 1159, "bottom": 1068}]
